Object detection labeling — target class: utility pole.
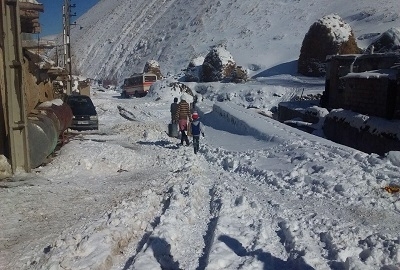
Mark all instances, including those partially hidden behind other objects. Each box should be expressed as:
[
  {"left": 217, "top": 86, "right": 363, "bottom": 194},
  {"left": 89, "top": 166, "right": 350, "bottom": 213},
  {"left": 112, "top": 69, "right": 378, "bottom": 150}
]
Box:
[
  {"left": 0, "top": 0, "right": 31, "bottom": 172},
  {"left": 62, "top": 0, "right": 75, "bottom": 95}
]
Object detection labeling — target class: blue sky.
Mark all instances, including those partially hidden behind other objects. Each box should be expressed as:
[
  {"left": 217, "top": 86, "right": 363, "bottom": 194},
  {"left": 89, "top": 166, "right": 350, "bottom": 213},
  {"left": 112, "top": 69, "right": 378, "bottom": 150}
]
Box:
[{"left": 38, "top": 0, "right": 99, "bottom": 37}]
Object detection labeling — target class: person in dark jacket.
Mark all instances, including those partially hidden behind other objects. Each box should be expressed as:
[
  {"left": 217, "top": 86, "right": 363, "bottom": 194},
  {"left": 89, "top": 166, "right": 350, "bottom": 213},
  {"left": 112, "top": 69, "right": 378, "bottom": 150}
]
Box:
[
  {"left": 190, "top": 111, "right": 205, "bottom": 154},
  {"left": 170, "top": 97, "right": 179, "bottom": 123},
  {"left": 175, "top": 94, "right": 191, "bottom": 146}
]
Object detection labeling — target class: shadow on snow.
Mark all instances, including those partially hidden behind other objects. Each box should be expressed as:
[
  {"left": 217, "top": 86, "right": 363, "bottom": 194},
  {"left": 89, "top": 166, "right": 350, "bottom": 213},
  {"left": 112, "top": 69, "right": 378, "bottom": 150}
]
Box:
[
  {"left": 137, "top": 140, "right": 180, "bottom": 149},
  {"left": 252, "top": 60, "right": 299, "bottom": 78},
  {"left": 201, "top": 111, "right": 249, "bottom": 137},
  {"left": 218, "top": 235, "right": 315, "bottom": 270}
]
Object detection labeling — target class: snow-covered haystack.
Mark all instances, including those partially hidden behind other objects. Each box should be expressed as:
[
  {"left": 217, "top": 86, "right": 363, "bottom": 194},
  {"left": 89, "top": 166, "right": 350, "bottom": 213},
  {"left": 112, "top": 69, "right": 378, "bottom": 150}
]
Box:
[
  {"left": 184, "top": 56, "right": 204, "bottom": 82},
  {"left": 187, "top": 51, "right": 247, "bottom": 83},
  {"left": 201, "top": 45, "right": 236, "bottom": 82},
  {"left": 147, "top": 78, "right": 193, "bottom": 103},
  {"left": 298, "top": 14, "right": 360, "bottom": 77},
  {"left": 367, "top": 27, "right": 400, "bottom": 53},
  {"left": 169, "top": 81, "right": 194, "bottom": 97},
  {"left": 231, "top": 66, "right": 248, "bottom": 83},
  {"left": 146, "top": 78, "right": 178, "bottom": 102},
  {"left": 143, "top": 60, "right": 162, "bottom": 79}
]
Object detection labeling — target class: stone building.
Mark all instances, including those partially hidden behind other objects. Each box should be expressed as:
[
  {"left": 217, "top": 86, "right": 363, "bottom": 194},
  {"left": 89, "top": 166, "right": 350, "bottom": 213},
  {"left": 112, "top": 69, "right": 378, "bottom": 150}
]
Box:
[
  {"left": 321, "top": 53, "right": 400, "bottom": 119},
  {"left": 318, "top": 52, "right": 400, "bottom": 155}
]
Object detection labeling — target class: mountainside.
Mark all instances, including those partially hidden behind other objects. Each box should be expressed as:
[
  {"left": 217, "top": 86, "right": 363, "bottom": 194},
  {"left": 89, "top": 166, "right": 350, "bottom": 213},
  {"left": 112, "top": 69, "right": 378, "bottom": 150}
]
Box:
[{"left": 70, "top": 0, "right": 400, "bottom": 82}]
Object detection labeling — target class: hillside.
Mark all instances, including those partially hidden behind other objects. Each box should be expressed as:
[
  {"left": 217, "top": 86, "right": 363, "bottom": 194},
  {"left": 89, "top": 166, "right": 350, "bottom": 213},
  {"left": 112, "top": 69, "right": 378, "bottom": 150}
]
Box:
[{"left": 70, "top": 0, "right": 400, "bottom": 82}]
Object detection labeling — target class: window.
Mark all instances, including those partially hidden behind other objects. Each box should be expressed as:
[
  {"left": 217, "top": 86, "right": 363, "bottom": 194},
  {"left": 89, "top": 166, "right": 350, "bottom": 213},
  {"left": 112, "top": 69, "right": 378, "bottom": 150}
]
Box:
[{"left": 145, "top": 75, "right": 157, "bottom": 82}]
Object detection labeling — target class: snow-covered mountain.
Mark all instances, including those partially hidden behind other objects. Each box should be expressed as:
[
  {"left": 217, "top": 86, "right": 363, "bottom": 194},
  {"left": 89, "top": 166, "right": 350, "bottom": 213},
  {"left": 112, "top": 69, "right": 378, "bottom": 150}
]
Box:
[{"left": 71, "top": 0, "right": 400, "bottom": 82}]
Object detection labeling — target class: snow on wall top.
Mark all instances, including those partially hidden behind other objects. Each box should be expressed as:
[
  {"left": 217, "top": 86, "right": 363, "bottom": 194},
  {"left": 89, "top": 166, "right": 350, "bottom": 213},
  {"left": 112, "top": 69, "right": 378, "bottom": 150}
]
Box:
[{"left": 329, "top": 109, "right": 400, "bottom": 140}]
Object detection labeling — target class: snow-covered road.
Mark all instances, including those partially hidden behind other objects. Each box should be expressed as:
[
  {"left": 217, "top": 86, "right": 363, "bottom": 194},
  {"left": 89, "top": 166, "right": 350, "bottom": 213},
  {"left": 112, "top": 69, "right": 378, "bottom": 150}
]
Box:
[{"left": 1, "top": 87, "right": 400, "bottom": 270}]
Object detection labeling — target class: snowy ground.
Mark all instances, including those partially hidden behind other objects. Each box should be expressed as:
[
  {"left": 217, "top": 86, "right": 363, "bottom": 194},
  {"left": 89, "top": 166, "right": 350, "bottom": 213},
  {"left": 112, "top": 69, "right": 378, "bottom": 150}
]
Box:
[{"left": 1, "top": 77, "right": 400, "bottom": 270}]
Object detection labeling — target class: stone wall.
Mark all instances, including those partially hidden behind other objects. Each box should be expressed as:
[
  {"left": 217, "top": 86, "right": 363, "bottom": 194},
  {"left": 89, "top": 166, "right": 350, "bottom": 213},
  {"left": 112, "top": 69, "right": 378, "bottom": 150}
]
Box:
[
  {"left": 323, "top": 53, "right": 400, "bottom": 119},
  {"left": 23, "top": 57, "right": 54, "bottom": 113},
  {"left": 278, "top": 101, "right": 321, "bottom": 124},
  {"left": 342, "top": 77, "right": 398, "bottom": 119},
  {"left": 277, "top": 101, "right": 400, "bottom": 155},
  {"left": 323, "top": 114, "right": 400, "bottom": 155}
]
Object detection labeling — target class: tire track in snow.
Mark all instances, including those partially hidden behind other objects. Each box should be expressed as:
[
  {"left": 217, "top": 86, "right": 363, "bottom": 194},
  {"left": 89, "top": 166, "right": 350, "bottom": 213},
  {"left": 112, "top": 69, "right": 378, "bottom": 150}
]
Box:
[
  {"left": 127, "top": 147, "right": 216, "bottom": 270},
  {"left": 28, "top": 177, "right": 173, "bottom": 270},
  {"left": 197, "top": 185, "right": 223, "bottom": 270},
  {"left": 276, "top": 220, "right": 323, "bottom": 269},
  {"left": 204, "top": 172, "right": 290, "bottom": 269},
  {"left": 121, "top": 187, "right": 173, "bottom": 270}
]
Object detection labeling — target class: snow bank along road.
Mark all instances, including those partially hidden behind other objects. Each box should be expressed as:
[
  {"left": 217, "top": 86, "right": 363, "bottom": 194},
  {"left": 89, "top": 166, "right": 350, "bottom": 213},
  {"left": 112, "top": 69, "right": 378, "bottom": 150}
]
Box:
[{"left": 2, "top": 91, "right": 400, "bottom": 270}]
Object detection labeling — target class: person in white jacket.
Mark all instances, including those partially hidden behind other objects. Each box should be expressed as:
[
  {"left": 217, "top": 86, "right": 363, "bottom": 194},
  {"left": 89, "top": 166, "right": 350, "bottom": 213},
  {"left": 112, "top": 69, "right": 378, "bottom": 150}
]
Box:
[{"left": 190, "top": 111, "right": 205, "bottom": 154}]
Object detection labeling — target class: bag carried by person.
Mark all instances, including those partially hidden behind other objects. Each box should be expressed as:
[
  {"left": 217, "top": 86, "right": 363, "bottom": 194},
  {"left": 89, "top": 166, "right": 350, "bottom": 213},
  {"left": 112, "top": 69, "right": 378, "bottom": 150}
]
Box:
[{"left": 168, "top": 122, "right": 179, "bottom": 137}]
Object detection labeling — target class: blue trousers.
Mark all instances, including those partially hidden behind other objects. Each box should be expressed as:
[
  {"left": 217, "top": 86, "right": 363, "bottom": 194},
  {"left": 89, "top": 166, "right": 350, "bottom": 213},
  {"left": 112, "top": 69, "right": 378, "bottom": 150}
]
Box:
[{"left": 193, "top": 135, "right": 200, "bottom": 154}]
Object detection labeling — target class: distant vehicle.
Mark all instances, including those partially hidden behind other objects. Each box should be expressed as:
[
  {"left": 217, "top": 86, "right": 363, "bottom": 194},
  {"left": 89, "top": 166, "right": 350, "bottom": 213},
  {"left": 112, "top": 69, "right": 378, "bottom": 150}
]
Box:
[
  {"left": 121, "top": 73, "right": 157, "bottom": 98},
  {"left": 66, "top": 95, "right": 98, "bottom": 131}
]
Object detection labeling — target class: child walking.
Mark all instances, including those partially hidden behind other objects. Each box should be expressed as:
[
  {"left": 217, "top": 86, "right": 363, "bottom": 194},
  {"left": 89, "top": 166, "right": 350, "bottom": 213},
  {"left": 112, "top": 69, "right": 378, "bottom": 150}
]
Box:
[{"left": 190, "top": 112, "right": 205, "bottom": 154}]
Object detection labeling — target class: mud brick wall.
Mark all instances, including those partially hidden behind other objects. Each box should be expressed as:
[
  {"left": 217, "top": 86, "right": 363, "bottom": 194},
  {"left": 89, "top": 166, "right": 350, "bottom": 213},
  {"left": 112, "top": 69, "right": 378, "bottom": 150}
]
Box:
[
  {"left": 342, "top": 77, "right": 390, "bottom": 118},
  {"left": 323, "top": 114, "right": 400, "bottom": 155},
  {"left": 324, "top": 54, "right": 400, "bottom": 119},
  {"left": 0, "top": 47, "right": 6, "bottom": 156}
]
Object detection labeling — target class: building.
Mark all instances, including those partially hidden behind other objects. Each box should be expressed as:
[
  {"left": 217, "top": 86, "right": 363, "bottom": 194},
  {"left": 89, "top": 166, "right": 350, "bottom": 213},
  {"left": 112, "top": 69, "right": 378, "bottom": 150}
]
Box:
[{"left": 321, "top": 53, "right": 400, "bottom": 119}]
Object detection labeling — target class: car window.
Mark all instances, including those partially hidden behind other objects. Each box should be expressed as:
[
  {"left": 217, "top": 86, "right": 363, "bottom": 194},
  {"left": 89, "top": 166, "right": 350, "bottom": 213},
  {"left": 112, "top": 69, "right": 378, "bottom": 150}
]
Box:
[{"left": 67, "top": 96, "right": 97, "bottom": 115}]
